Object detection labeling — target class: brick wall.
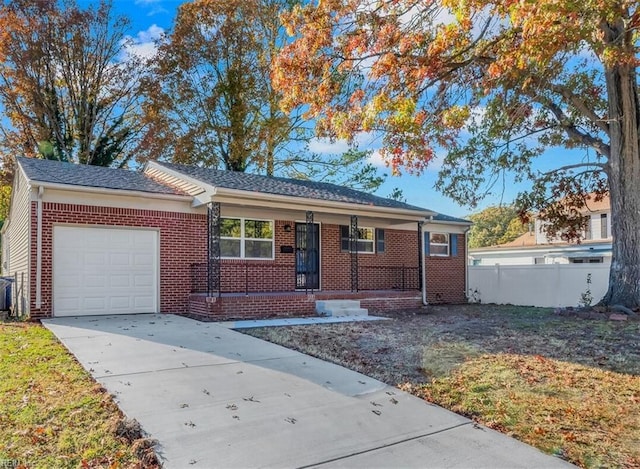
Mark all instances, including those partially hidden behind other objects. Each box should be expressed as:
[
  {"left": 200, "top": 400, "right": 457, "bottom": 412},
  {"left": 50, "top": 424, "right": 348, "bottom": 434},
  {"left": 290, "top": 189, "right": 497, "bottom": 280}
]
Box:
[
  {"left": 424, "top": 233, "right": 467, "bottom": 304},
  {"left": 320, "top": 224, "right": 420, "bottom": 291},
  {"left": 187, "top": 291, "right": 422, "bottom": 321},
  {"left": 30, "top": 202, "right": 465, "bottom": 319},
  {"left": 30, "top": 202, "right": 207, "bottom": 320}
]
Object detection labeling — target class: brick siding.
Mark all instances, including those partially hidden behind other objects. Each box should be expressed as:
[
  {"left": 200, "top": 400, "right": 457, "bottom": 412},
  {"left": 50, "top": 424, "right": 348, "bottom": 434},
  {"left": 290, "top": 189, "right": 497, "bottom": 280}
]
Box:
[
  {"left": 29, "top": 203, "right": 464, "bottom": 319},
  {"left": 187, "top": 291, "right": 422, "bottom": 321},
  {"left": 30, "top": 202, "right": 207, "bottom": 320},
  {"left": 424, "top": 233, "right": 467, "bottom": 304}
]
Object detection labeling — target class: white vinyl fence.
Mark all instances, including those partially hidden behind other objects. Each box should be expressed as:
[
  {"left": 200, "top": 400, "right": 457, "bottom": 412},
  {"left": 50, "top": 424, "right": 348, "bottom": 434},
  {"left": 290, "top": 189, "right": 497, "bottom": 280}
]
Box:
[{"left": 468, "top": 264, "right": 610, "bottom": 308}]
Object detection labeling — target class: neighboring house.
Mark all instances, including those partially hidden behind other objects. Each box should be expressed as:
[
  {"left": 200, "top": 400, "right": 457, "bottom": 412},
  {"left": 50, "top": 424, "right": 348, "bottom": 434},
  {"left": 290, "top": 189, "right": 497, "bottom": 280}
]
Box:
[
  {"left": 469, "top": 196, "right": 612, "bottom": 266},
  {"left": 1, "top": 157, "right": 471, "bottom": 320}
]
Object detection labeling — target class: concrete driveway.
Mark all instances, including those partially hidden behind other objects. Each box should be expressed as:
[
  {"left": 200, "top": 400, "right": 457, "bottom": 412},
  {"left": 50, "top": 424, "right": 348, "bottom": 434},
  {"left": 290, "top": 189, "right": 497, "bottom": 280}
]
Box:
[{"left": 43, "top": 314, "right": 574, "bottom": 468}]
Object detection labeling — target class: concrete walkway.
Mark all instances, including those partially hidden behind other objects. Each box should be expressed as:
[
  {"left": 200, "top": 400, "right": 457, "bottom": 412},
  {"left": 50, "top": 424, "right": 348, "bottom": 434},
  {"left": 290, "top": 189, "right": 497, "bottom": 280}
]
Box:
[{"left": 43, "top": 314, "right": 575, "bottom": 468}]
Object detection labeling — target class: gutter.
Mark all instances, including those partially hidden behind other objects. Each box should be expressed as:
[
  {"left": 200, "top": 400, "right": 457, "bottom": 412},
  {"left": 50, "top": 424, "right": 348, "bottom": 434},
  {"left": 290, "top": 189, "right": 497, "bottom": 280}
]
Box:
[
  {"left": 31, "top": 180, "right": 193, "bottom": 202},
  {"left": 421, "top": 215, "right": 433, "bottom": 306},
  {"left": 464, "top": 225, "right": 471, "bottom": 302},
  {"left": 212, "top": 187, "right": 433, "bottom": 220}
]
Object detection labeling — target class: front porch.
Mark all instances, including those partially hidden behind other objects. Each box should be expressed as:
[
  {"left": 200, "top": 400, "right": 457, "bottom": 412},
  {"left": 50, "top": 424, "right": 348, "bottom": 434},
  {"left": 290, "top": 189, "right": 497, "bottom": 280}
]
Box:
[
  {"left": 186, "top": 289, "right": 422, "bottom": 321},
  {"left": 184, "top": 203, "right": 424, "bottom": 320}
]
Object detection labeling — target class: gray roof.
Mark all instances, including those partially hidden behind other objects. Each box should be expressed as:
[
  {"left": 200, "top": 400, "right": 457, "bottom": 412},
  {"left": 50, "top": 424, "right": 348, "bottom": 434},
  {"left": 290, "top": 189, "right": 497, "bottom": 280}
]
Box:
[
  {"left": 432, "top": 213, "right": 472, "bottom": 224},
  {"left": 17, "top": 157, "right": 185, "bottom": 196},
  {"left": 155, "top": 161, "right": 430, "bottom": 212}
]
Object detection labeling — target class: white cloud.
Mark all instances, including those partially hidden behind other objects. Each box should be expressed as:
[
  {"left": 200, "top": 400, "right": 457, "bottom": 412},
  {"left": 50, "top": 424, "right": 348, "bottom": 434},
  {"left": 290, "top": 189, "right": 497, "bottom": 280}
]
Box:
[
  {"left": 308, "top": 138, "right": 350, "bottom": 154},
  {"left": 134, "top": 0, "right": 168, "bottom": 16},
  {"left": 308, "top": 131, "right": 381, "bottom": 156},
  {"left": 367, "top": 149, "right": 387, "bottom": 168},
  {"left": 122, "top": 24, "right": 164, "bottom": 60}
]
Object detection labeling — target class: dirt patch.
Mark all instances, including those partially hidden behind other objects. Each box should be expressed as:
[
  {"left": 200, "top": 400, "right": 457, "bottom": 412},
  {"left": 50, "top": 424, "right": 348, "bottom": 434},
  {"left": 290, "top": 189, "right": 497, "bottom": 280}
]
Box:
[{"left": 244, "top": 304, "right": 639, "bottom": 386}]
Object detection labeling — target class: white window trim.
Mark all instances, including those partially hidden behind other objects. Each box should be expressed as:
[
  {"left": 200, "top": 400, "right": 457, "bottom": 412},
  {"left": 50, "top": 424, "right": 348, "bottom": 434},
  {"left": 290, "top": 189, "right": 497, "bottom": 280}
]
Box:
[
  {"left": 221, "top": 217, "right": 275, "bottom": 260},
  {"left": 341, "top": 225, "right": 376, "bottom": 254},
  {"left": 429, "top": 232, "right": 450, "bottom": 257}
]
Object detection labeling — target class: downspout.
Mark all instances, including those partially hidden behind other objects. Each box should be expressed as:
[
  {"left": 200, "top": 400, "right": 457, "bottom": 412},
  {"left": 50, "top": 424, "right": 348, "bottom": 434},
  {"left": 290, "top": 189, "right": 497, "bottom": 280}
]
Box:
[
  {"left": 464, "top": 226, "right": 471, "bottom": 302},
  {"left": 421, "top": 216, "right": 434, "bottom": 306},
  {"left": 36, "top": 186, "right": 44, "bottom": 309}
]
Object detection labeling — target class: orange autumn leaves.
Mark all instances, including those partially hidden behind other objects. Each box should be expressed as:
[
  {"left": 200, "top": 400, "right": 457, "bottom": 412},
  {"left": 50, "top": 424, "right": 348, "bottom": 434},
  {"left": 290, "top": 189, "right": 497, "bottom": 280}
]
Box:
[{"left": 274, "top": 0, "right": 638, "bottom": 174}]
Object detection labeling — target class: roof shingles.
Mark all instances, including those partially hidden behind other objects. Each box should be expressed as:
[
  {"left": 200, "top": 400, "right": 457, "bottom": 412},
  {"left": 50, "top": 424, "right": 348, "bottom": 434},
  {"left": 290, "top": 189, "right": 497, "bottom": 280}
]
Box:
[
  {"left": 18, "top": 157, "right": 185, "bottom": 196},
  {"left": 155, "top": 161, "right": 430, "bottom": 212}
]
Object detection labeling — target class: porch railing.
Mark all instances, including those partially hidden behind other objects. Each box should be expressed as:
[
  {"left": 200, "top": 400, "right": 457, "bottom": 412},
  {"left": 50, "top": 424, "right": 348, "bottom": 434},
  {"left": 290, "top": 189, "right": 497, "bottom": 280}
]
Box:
[
  {"left": 191, "top": 262, "right": 420, "bottom": 294},
  {"left": 191, "top": 262, "right": 295, "bottom": 295},
  {"left": 357, "top": 265, "right": 420, "bottom": 291}
]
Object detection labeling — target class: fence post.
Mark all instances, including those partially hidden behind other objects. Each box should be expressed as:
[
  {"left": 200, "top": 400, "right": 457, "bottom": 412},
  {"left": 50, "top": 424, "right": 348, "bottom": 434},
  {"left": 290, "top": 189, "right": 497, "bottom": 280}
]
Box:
[
  {"left": 495, "top": 264, "right": 501, "bottom": 305},
  {"left": 554, "top": 262, "right": 561, "bottom": 307}
]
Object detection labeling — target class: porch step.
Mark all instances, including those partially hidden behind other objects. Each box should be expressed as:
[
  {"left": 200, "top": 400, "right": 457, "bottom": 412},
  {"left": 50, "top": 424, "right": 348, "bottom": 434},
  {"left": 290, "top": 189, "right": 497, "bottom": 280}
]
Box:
[{"left": 315, "top": 300, "right": 368, "bottom": 317}]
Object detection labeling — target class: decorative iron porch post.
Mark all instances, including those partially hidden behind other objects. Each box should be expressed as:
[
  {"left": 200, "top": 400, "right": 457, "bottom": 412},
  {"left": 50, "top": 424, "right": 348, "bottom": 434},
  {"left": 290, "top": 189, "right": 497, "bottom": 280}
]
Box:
[
  {"left": 207, "top": 202, "right": 221, "bottom": 298},
  {"left": 305, "top": 210, "right": 314, "bottom": 294},
  {"left": 350, "top": 215, "right": 359, "bottom": 292}
]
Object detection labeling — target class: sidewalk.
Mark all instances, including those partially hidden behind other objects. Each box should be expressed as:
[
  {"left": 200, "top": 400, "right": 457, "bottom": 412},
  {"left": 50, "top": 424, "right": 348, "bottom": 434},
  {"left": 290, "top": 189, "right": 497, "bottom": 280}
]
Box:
[{"left": 43, "top": 314, "right": 575, "bottom": 468}]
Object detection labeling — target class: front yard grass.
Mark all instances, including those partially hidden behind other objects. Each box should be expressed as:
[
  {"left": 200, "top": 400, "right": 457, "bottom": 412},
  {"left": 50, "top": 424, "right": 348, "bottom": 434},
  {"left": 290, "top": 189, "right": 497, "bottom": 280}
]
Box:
[
  {"left": 243, "top": 305, "right": 640, "bottom": 468},
  {"left": 0, "top": 321, "right": 155, "bottom": 468}
]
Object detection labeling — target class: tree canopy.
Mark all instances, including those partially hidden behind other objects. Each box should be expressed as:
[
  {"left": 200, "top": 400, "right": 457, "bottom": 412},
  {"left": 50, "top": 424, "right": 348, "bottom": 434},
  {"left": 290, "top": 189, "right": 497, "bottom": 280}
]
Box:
[
  {"left": 0, "top": 0, "right": 146, "bottom": 171},
  {"left": 140, "top": 0, "right": 383, "bottom": 192},
  {"left": 274, "top": 1, "right": 640, "bottom": 307},
  {"left": 468, "top": 205, "right": 528, "bottom": 249}
]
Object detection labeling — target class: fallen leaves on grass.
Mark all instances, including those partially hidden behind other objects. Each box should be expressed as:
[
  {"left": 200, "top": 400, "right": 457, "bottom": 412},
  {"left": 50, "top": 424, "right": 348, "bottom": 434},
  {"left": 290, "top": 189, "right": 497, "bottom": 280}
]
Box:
[
  {"left": 405, "top": 354, "right": 640, "bottom": 468},
  {"left": 0, "top": 322, "right": 158, "bottom": 468}
]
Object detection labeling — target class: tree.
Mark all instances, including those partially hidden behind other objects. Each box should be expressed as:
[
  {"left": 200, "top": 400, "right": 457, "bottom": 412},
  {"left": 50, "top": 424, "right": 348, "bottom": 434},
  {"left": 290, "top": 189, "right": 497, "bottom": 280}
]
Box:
[
  {"left": 0, "top": 0, "right": 146, "bottom": 171},
  {"left": 141, "top": 0, "right": 382, "bottom": 193},
  {"left": 468, "top": 205, "right": 527, "bottom": 248},
  {"left": 274, "top": 1, "right": 640, "bottom": 307},
  {"left": 141, "top": 0, "right": 310, "bottom": 173}
]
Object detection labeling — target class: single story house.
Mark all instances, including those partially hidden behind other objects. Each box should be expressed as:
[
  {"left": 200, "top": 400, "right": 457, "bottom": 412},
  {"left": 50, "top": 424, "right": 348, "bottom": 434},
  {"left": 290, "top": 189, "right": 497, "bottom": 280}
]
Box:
[{"left": 2, "top": 157, "right": 470, "bottom": 320}]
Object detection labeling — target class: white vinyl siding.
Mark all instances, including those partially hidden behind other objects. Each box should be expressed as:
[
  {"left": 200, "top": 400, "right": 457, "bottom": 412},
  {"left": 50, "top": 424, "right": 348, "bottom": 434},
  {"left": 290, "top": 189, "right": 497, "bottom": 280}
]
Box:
[{"left": 2, "top": 169, "right": 32, "bottom": 313}]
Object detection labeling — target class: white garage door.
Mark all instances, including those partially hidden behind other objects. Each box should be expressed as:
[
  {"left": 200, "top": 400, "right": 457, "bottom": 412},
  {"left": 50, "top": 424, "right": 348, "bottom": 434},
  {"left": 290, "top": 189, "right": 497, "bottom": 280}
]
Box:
[{"left": 53, "top": 226, "right": 159, "bottom": 316}]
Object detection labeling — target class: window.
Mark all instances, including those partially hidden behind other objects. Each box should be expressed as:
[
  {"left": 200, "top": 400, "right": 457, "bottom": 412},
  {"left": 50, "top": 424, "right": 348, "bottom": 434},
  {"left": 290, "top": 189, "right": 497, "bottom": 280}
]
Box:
[
  {"left": 569, "top": 257, "right": 603, "bottom": 264},
  {"left": 429, "top": 233, "right": 450, "bottom": 256},
  {"left": 584, "top": 217, "right": 592, "bottom": 240},
  {"left": 601, "top": 214, "right": 608, "bottom": 238},
  {"left": 340, "top": 225, "right": 375, "bottom": 253},
  {"left": 220, "top": 218, "right": 273, "bottom": 259},
  {"left": 534, "top": 257, "right": 545, "bottom": 264}
]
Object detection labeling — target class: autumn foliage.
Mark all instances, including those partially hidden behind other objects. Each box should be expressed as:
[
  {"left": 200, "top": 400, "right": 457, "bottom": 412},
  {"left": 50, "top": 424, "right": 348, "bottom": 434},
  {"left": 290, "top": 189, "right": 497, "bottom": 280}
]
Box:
[
  {"left": 275, "top": 0, "right": 640, "bottom": 307},
  {"left": 0, "top": 0, "right": 146, "bottom": 171}
]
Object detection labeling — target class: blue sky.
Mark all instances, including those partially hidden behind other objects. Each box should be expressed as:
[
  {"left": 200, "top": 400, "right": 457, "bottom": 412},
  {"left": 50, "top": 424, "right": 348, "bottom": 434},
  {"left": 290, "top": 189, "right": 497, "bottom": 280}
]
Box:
[{"left": 113, "top": 0, "right": 585, "bottom": 218}]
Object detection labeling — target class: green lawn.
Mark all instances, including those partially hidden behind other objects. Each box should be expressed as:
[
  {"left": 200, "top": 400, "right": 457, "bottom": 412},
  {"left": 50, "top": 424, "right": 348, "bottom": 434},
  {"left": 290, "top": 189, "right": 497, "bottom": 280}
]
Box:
[{"left": 0, "top": 321, "right": 156, "bottom": 468}]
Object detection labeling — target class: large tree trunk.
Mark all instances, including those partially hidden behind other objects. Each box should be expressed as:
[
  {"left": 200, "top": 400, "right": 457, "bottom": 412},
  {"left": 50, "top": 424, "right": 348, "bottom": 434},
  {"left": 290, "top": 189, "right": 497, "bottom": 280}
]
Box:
[{"left": 601, "top": 60, "right": 640, "bottom": 308}]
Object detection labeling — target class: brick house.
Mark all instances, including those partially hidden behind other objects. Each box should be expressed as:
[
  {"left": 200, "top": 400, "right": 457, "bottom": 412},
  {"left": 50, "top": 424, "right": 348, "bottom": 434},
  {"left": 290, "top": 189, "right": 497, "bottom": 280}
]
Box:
[{"left": 2, "top": 158, "right": 471, "bottom": 320}]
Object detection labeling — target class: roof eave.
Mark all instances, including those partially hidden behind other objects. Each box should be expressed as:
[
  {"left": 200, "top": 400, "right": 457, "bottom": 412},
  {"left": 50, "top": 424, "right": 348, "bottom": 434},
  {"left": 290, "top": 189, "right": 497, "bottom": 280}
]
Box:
[
  {"left": 211, "top": 186, "right": 433, "bottom": 221},
  {"left": 29, "top": 180, "right": 193, "bottom": 202},
  {"left": 425, "top": 219, "right": 473, "bottom": 226}
]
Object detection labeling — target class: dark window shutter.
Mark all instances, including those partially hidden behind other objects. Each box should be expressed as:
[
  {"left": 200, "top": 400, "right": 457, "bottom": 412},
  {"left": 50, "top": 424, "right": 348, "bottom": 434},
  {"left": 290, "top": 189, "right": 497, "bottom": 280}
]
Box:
[
  {"left": 451, "top": 234, "right": 458, "bottom": 256},
  {"left": 376, "top": 228, "right": 385, "bottom": 253},
  {"left": 340, "top": 225, "right": 349, "bottom": 251},
  {"left": 424, "top": 231, "right": 430, "bottom": 255}
]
